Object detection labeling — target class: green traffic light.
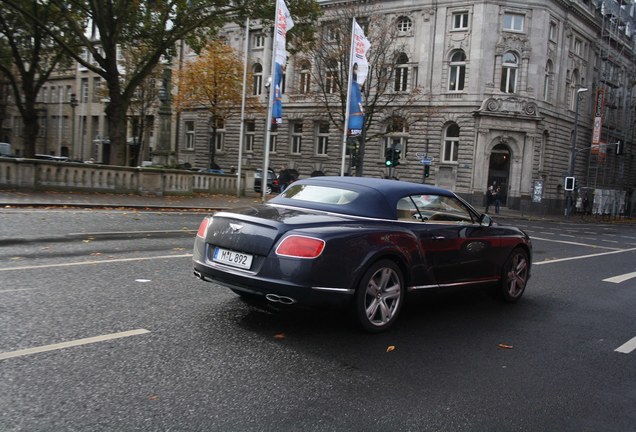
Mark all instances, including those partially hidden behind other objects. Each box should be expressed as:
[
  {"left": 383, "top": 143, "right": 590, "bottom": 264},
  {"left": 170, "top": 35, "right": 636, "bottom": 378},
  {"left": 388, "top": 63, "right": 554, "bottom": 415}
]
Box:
[{"left": 385, "top": 160, "right": 392, "bottom": 167}]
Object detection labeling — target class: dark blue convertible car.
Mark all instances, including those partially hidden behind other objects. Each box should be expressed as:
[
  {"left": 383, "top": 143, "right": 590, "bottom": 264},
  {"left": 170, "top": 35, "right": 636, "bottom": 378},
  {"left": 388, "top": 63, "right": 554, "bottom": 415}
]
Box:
[{"left": 193, "top": 176, "right": 532, "bottom": 332}]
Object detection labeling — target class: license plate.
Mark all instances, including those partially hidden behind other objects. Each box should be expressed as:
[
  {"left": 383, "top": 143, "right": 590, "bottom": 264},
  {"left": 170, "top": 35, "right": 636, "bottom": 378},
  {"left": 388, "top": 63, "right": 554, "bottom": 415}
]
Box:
[{"left": 213, "top": 247, "right": 253, "bottom": 270}]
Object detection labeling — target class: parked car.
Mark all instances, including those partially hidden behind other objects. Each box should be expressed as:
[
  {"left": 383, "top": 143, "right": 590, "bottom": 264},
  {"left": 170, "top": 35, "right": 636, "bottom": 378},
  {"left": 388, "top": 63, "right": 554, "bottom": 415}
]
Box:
[
  {"left": 0, "top": 142, "right": 12, "bottom": 157},
  {"left": 254, "top": 168, "right": 279, "bottom": 194},
  {"left": 193, "top": 176, "right": 532, "bottom": 332}
]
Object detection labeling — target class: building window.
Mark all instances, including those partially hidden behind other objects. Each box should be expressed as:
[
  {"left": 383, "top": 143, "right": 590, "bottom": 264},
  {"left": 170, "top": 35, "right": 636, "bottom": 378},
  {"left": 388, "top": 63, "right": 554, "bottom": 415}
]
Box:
[
  {"left": 253, "top": 34, "right": 265, "bottom": 49},
  {"left": 269, "top": 132, "right": 278, "bottom": 153},
  {"left": 299, "top": 61, "right": 311, "bottom": 94},
  {"left": 92, "top": 77, "right": 101, "bottom": 102},
  {"left": 81, "top": 78, "right": 89, "bottom": 103},
  {"left": 397, "top": 16, "right": 412, "bottom": 33},
  {"left": 291, "top": 121, "right": 303, "bottom": 154},
  {"left": 503, "top": 13, "right": 524, "bottom": 32},
  {"left": 253, "top": 63, "right": 263, "bottom": 96},
  {"left": 500, "top": 51, "right": 518, "bottom": 93},
  {"left": 394, "top": 53, "right": 409, "bottom": 92},
  {"left": 325, "top": 59, "right": 338, "bottom": 94},
  {"left": 543, "top": 60, "right": 553, "bottom": 102},
  {"left": 573, "top": 38, "right": 582, "bottom": 56},
  {"left": 443, "top": 123, "right": 460, "bottom": 162},
  {"left": 244, "top": 120, "right": 255, "bottom": 152},
  {"left": 326, "top": 25, "right": 339, "bottom": 42},
  {"left": 452, "top": 12, "right": 469, "bottom": 30},
  {"left": 185, "top": 121, "right": 195, "bottom": 150},
  {"left": 384, "top": 117, "right": 409, "bottom": 159},
  {"left": 448, "top": 50, "right": 466, "bottom": 91},
  {"left": 210, "top": 118, "right": 225, "bottom": 152},
  {"left": 315, "top": 122, "right": 329, "bottom": 155},
  {"left": 549, "top": 21, "right": 558, "bottom": 42}
]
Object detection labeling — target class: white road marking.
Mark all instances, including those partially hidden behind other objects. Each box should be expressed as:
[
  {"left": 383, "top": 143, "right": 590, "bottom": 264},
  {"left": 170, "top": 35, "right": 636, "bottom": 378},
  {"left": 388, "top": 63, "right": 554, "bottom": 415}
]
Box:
[
  {"left": 603, "top": 271, "right": 636, "bottom": 283},
  {"left": 534, "top": 246, "right": 636, "bottom": 266},
  {"left": 0, "top": 329, "right": 151, "bottom": 360},
  {"left": 0, "top": 288, "right": 35, "bottom": 293},
  {"left": 69, "top": 229, "right": 195, "bottom": 236},
  {"left": 0, "top": 253, "right": 193, "bottom": 272},
  {"left": 531, "top": 236, "right": 621, "bottom": 250},
  {"left": 560, "top": 234, "right": 576, "bottom": 238},
  {"left": 601, "top": 240, "right": 619, "bottom": 243},
  {"left": 615, "top": 336, "right": 636, "bottom": 354}
]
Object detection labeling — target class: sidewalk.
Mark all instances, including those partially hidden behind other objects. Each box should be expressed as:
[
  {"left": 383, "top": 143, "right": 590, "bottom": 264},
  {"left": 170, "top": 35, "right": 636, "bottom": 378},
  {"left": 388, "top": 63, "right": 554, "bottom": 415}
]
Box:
[{"left": 0, "top": 190, "right": 264, "bottom": 211}]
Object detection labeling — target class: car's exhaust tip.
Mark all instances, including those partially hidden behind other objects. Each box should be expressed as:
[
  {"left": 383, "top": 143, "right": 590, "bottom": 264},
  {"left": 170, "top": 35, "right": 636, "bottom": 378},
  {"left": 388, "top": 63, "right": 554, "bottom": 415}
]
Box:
[
  {"left": 193, "top": 270, "right": 203, "bottom": 280},
  {"left": 265, "top": 294, "right": 297, "bottom": 305}
]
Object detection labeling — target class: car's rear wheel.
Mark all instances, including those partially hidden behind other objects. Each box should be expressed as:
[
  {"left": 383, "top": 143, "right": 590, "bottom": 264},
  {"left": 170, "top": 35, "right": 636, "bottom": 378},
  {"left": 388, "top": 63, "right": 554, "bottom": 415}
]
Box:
[
  {"left": 499, "top": 248, "right": 529, "bottom": 302},
  {"left": 266, "top": 185, "right": 272, "bottom": 194},
  {"left": 353, "top": 259, "right": 404, "bottom": 333}
]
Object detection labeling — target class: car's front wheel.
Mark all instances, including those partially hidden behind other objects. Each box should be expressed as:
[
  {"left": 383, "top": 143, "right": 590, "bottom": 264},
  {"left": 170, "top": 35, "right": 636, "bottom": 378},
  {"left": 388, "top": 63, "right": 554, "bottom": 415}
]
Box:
[
  {"left": 353, "top": 259, "right": 405, "bottom": 333},
  {"left": 499, "top": 248, "right": 529, "bottom": 302}
]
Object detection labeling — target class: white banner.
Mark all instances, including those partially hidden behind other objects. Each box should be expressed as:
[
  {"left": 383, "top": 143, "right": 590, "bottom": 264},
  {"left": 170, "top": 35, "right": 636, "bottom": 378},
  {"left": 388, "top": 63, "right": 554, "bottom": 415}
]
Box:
[
  {"left": 274, "top": 0, "right": 294, "bottom": 65},
  {"left": 352, "top": 20, "right": 371, "bottom": 85}
]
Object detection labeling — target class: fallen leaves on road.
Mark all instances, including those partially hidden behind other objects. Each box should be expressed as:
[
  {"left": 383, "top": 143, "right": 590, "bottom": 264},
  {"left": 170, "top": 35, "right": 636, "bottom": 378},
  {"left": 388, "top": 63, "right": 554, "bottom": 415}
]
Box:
[
  {"left": 386, "top": 345, "right": 396, "bottom": 352},
  {"left": 274, "top": 333, "right": 286, "bottom": 340},
  {"left": 497, "top": 343, "right": 513, "bottom": 349}
]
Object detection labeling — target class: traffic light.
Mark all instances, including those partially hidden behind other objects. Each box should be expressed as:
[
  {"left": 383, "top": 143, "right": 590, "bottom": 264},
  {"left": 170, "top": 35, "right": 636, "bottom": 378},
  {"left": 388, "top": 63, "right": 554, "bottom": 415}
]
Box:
[
  {"left": 616, "top": 140, "right": 624, "bottom": 155},
  {"left": 424, "top": 165, "right": 430, "bottom": 177},
  {"left": 392, "top": 147, "right": 401, "bottom": 167},
  {"left": 385, "top": 148, "right": 394, "bottom": 167}
]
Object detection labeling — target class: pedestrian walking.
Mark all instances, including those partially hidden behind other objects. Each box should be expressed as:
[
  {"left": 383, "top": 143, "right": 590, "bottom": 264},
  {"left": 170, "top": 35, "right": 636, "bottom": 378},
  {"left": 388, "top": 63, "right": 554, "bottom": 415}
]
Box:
[
  {"left": 485, "top": 185, "right": 494, "bottom": 214},
  {"left": 495, "top": 186, "right": 501, "bottom": 214}
]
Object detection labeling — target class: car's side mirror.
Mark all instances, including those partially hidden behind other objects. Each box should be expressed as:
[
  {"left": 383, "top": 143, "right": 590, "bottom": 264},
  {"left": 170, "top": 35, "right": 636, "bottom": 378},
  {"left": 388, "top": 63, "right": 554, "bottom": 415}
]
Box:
[{"left": 480, "top": 214, "right": 492, "bottom": 227}]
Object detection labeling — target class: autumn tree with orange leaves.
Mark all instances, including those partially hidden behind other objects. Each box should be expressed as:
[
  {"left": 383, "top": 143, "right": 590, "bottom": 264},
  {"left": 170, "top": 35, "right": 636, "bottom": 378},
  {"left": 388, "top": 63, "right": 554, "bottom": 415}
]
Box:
[{"left": 174, "top": 39, "right": 262, "bottom": 169}]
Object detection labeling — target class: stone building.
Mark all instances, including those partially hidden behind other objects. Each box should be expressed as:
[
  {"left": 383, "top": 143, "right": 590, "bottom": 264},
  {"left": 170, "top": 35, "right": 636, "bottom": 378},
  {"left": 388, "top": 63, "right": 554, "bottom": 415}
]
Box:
[{"left": 179, "top": 0, "right": 636, "bottom": 212}]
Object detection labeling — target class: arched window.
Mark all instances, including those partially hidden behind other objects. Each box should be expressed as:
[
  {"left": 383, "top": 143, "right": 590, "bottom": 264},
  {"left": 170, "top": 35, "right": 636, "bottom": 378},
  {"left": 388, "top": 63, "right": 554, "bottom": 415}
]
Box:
[
  {"left": 253, "top": 63, "right": 263, "bottom": 96},
  {"left": 397, "top": 16, "right": 412, "bottom": 33},
  {"left": 299, "top": 61, "right": 311, "bottom": 94},
  {"left": 569, "top": 69, "right": 580, "bottom": 110},
  {"left": 448, "top": 50, "right": 466, "bottom": 91},
  {"left": 395, "top": 53, "right": 409, "bottom": 92},
  {"left": 384, "top": 117, "right": 409, "bottom": 160},
  {"left": 543, "top": 60, "right": 553, "bottom": 101},
  {"left": 443, "top": 123, "right": 460, "bottom": 162},
  {"left": 500, "top": 51, "right": 518, "bottom": 93}
]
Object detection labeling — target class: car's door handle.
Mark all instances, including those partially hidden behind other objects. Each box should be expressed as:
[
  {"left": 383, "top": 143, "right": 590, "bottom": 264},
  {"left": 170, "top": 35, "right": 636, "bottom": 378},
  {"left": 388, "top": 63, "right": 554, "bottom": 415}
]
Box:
[{"left": 432, "top": 236, "right": 446, "bottom": 240}]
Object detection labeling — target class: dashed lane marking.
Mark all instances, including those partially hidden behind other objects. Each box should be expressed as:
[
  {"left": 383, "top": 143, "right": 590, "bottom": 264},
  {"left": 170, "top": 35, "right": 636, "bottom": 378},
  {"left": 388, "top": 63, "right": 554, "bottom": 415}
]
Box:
[
  {"left": 615, "top": 336, "right": 636, "bottom": 354},
  {"left": 0, "top": 329, "right": 151, "bottom": 360},
  {"left": 531, "top": 236, "right": 621, "bottom": 250},
  {"left": 603, "top": 271, "right": 636, "bottom": 283}
]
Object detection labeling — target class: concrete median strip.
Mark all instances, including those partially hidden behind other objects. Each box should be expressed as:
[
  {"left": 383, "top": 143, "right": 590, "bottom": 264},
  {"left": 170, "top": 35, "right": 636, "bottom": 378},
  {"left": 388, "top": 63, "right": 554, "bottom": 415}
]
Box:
[{"left": 0, "top": 329, "right": 150, "bottom": 360}]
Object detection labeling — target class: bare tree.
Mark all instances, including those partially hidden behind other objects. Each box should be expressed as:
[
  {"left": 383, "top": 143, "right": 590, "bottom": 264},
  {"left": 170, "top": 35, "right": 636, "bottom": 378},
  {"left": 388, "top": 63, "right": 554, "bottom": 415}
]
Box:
[{"left": 305, "top": 2, "right": 421, "bottom": 176}]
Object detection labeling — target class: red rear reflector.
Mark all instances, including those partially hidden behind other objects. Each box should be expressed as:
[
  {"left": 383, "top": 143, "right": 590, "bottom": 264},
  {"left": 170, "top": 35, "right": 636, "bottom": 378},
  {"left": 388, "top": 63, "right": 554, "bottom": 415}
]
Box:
[
  {"left": 276, "top": 235, "right": 325, "bottom": 258},
  {"left": 197, "top": 218, "right": 210, "bottom": 238}
]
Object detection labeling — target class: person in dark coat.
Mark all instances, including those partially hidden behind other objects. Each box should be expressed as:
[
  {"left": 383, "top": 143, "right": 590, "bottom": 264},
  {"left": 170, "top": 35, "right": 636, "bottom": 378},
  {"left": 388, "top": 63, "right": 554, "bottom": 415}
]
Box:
[{"left": 485, "top": 185, "right": 494, "bottom": 214}]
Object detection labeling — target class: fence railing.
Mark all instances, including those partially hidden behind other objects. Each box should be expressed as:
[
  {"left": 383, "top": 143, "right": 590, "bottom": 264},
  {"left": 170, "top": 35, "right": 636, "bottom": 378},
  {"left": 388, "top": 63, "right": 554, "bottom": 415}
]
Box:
[{"left": 0, "top": 158, "right": 256, "bottom": 196}]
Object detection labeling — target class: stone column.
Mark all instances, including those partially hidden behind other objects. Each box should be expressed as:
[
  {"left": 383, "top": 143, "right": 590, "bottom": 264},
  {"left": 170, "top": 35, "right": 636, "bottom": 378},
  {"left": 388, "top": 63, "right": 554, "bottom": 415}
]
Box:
[{"left": 153, "top": 67, "right": 172, "bottom": 167}]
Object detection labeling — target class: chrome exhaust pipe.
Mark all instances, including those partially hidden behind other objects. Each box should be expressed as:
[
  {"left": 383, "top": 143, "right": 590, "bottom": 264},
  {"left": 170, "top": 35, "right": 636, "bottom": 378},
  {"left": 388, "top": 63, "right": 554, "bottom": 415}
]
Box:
[
  {"left": 265, "top": 294, "right": 297, "bottom": 305},
  {"left": 193, "top": 270, "right": 203, "bottom": 279}
]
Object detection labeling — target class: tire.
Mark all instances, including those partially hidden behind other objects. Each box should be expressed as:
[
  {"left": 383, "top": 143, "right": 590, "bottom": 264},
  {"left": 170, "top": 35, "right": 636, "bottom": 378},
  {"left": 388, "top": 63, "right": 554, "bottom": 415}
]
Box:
[
  {"left": 266, "top": 185, "right": 272, "bottom": 195},
  {"left": 353, "top": 259, "right": 405, "bottom": 333},
  {"left": 499, "top": 248, "right": 529, "bottom": 302}
]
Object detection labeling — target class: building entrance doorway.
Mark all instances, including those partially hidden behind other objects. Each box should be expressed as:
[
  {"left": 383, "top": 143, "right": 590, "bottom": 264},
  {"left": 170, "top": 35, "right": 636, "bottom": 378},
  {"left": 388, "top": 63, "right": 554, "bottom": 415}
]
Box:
[{"left": 487, "top": 144, "right": 511, "bottom": 206}]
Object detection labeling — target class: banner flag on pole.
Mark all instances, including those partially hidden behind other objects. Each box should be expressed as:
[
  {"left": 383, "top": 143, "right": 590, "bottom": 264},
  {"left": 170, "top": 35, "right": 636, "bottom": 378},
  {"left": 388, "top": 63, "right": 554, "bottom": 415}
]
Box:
[
  {"left": 347, "top": 20, "right": 370, "bottom": 136},
  {"left": 273, "top": 0, "right": 294, "bottom": 126}
]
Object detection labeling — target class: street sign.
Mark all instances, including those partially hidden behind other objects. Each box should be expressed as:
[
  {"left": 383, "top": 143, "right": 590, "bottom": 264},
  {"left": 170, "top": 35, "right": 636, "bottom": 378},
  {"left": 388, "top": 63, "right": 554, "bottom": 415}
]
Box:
[{"left": 419, "top": 156, "right": 433, "bottom": 165}]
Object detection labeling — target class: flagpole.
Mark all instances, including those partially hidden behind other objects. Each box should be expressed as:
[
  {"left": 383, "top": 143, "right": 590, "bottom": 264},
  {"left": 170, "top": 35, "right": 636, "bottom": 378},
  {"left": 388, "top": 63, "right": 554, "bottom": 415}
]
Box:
[
  {"left": 236, "top": 17, "right": 249, "bottom": 197},
  {"left": 262, "top": 3, "right": 280, "bottom": 202},
  {"left": 340, "top": 18, "right": 357, "bottom": 176}
]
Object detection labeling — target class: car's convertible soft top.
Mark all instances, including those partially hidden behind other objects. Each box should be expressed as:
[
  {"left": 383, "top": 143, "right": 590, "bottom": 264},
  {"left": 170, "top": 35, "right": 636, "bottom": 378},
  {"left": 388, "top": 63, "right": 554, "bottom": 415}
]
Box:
[{"left": 269, "top": 176, "right": 456, "bottom": 220}]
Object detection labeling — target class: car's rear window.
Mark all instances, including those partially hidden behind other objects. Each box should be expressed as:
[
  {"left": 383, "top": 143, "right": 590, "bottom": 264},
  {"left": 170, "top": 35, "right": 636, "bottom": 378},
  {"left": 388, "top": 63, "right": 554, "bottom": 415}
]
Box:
[{"left": 281, "top": 184, "right": 359, "bottom": 205}]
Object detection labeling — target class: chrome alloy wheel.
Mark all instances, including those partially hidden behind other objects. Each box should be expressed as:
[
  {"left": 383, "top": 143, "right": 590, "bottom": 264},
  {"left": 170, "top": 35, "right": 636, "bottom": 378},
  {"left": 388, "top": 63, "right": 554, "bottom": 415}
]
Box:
[
  {"left": 355, "top": 260, "right": 404, "bottom": 332},
  {"left": 502, "top": 248, "right": 529, "bottom": 302}
]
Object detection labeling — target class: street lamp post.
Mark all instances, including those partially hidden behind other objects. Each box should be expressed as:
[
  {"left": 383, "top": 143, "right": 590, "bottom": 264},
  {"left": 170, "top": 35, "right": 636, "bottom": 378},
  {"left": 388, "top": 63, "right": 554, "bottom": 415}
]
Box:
[
  {"left": 566, "top": 87, "right": 588, "bottom": 216},
  {"left": 70, "top": 93, "right": 78, "bottom": 159}
]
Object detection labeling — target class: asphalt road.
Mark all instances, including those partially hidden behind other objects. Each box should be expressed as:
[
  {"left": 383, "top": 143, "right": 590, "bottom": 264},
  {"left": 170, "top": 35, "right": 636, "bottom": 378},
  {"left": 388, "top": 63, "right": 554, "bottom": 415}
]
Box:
[{"left": 1, "top": 209, "right": 635, "bottom": 431}]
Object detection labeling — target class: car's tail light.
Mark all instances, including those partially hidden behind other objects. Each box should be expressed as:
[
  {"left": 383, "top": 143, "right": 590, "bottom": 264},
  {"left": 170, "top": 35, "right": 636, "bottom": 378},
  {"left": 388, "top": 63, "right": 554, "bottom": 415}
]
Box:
[
  {"left": 276, "top": 235, "right": 325, "bottom": 258},
  {"left": 197, "top": 217, "right": 210, "bottom": 238},
  {"left": 273, "top": 179, "right": 279, "bottom": 186}
]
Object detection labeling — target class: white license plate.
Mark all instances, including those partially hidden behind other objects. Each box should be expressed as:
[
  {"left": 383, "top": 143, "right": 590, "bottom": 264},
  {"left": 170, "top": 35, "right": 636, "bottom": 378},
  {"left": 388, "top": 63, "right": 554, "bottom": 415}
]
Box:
[{"left": 213, "top": 247, "right": 253, "bottom": 269}]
